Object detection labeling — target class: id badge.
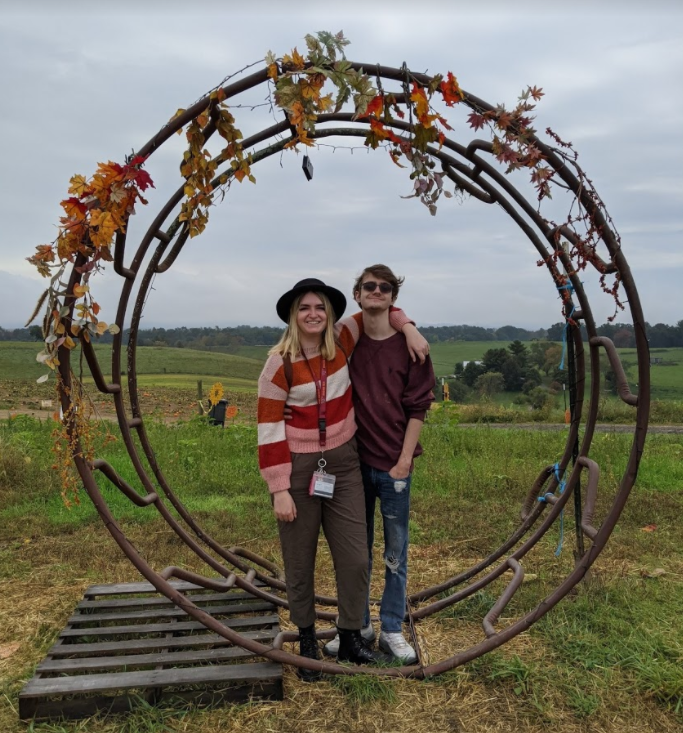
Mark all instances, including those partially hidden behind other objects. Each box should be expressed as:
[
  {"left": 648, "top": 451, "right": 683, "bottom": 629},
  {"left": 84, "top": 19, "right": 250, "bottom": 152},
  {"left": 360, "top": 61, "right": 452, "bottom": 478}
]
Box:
[{"left": 309, "top": 470, "right": 336, "bottom": 498}]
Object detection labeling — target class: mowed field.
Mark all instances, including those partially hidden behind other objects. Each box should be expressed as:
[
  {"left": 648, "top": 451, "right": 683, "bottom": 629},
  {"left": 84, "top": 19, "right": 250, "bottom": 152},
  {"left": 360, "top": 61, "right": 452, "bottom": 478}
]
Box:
[
  {"left": 2, "top": 342, "right": 682, "bottom": 410},
  {"left": 0, "top": 342, "right": 263, "bottom": 384}
]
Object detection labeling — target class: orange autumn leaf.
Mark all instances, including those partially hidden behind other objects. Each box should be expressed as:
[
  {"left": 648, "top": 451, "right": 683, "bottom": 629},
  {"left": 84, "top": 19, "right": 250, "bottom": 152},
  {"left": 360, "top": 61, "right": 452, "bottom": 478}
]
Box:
[
  {"left": 225, "top": 405, "right": 238, "bottom": 420},
  {"left": 640, "top": 524, "right": 657, "bottom": 532},
  {"left": 440, "top": 71, "right": 464, "bottom": 106},
  {"left": 267, "top": 62, "right": 278, "bottom": 80},
  {"left": 364, "top": 94, "right": 384, "bottom": 119},
  {"left": 289, "top": 101, "right": 306, "bottom": 127},
  {"left": 61, "top": 197, "right": 87, "bottom": 220},
  {"left": 300, "top": 76, "right": 324, "bottom": 100},
  {"left": 73, "top": 283, "right": 88, "bottom": 298},
  {"left": 283, "top": 47, "right": 306, "bottom": 71}
]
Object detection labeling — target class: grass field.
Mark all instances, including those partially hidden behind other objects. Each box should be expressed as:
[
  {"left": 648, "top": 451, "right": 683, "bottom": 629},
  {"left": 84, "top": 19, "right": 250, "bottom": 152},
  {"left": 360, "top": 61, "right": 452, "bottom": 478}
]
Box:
[
  {"left": 0, "top": 343, "right": 263, "bottom": 383},
  {"left": 0, "top": 416, "right": 682, "bottom": 732},
  {"left": 1, "top": 342, "right": 682, "bottom": 418}
]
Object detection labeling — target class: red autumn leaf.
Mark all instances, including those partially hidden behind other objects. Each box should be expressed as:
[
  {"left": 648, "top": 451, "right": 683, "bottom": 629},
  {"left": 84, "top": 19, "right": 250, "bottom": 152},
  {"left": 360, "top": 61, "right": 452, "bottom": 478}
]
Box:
[
  {"left": 132, "top": 168, "right": 155, "bottom": 192},
  {"left": 467, "top": 112, "right": 487, "bottom": 131},
  {"left": 437, "top": 115, "right": 453, "bottom": 131},
  {"left": 496, "top": 111, "right": 513, "bottom": 130},
  {"left": 528, "top": 85, "right": 544, "bottom": 101},
  {"left": 128, "top": 155, "right": 147, "bottom": 167},
  {"left": 497, "top": 145, "right": 518, "bottom": 165}
]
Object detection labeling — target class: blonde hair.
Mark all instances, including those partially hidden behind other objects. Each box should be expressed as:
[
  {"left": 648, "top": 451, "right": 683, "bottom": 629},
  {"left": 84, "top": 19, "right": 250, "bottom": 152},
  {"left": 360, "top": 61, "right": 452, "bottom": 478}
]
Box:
[{"left": 269, "top": 291, "right": 337, "bottom": 361}]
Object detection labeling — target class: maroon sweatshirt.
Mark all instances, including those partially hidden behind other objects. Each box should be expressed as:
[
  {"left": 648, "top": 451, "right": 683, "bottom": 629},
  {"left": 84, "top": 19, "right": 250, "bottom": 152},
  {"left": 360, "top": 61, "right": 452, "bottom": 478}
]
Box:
[{"left": 349, "top": 331, "right": 435, "bottom": 472}]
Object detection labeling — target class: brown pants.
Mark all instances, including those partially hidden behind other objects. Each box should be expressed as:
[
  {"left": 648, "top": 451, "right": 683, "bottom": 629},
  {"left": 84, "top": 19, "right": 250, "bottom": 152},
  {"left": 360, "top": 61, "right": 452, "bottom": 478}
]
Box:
[{"left": 277, "top": 438, "right": 368, "bottom": 629}]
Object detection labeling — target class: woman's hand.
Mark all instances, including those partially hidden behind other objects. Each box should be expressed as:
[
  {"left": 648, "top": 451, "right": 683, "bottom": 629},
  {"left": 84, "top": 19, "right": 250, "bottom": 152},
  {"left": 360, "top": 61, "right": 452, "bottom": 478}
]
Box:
[
  {"left": 273, "top": 490, "right": 297, "bottom": 522},
  {"left": 402, "top": 323, "right": 430, "bottom": 364}
]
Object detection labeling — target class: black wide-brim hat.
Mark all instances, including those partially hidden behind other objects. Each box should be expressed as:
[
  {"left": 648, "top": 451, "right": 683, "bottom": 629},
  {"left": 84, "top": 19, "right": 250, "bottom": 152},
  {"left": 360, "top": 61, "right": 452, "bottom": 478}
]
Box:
[{"left": 276, "top": 278, "right": 347, "bottom": 323}]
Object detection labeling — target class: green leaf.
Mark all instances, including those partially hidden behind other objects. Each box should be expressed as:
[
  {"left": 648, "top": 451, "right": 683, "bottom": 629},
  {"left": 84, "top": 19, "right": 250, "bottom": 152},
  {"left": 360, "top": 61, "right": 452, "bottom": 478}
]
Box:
[
  {"left": 334, "top": 84, "right": 351, "bottom": 113},
  {"left": 274, "top": 79, "right": 300, "bottom": 111},
  {"left": 305, "top": 34, "right": 322, "bottom": 55}
]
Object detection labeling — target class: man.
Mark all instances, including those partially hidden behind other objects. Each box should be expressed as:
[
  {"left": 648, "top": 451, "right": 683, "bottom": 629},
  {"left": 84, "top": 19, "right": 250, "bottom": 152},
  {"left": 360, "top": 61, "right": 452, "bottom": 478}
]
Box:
[{"left": 324, "top": 264, "right": 435, "bottom": 663}]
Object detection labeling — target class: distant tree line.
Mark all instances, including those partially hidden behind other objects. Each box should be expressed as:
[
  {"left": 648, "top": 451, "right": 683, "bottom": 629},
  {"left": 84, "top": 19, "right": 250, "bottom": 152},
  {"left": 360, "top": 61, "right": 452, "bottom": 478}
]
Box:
[
  {"left": 420, "top": 324, "right": 547, "bottom": 342},
  {"left": 3, "top": 320, "right": 682, "bottom": 349}
]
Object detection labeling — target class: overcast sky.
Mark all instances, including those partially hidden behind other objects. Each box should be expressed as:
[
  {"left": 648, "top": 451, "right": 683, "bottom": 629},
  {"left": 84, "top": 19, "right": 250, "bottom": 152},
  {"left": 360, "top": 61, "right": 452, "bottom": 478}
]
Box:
[{"left": 1, "top": 1, "right": 681, "bottom": 331}]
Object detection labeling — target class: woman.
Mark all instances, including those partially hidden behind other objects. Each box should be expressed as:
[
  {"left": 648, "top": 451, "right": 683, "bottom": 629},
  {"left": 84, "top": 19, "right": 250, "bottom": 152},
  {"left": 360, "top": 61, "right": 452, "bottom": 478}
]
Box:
[{"left": 257, "top": 277, "right": 422, "bottom": 681}]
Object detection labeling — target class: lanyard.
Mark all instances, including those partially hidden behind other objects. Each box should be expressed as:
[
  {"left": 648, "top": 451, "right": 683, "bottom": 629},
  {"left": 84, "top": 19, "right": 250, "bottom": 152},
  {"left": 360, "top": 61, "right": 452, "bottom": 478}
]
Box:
[{"left": 303, "top": 353, "right": 327, "bottom": 448}]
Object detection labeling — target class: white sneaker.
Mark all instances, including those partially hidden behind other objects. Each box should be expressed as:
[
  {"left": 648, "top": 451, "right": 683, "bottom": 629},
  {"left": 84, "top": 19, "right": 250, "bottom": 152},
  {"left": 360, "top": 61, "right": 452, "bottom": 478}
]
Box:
[
  {"left": 379, "top": 631, "right": 417, "bottom": 663},
  {"left": 323, "top": 623, "right": 375, "bottom": 657}
]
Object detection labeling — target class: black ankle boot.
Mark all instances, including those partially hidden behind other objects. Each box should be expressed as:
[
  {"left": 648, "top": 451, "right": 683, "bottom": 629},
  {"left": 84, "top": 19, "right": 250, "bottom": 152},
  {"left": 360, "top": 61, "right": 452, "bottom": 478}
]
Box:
[
  {"left": 337, "top": 628, "right": 377, "bottom": 665},
  {"left": 297, "top": 625, "right": 323, "bottom": 682}
]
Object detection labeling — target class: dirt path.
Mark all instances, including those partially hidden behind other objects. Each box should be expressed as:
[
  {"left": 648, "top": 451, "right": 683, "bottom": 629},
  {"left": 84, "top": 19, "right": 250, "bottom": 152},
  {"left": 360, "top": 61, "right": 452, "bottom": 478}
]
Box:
[{"left": 3, "top": 409, "right": 683, "bottom": 433}]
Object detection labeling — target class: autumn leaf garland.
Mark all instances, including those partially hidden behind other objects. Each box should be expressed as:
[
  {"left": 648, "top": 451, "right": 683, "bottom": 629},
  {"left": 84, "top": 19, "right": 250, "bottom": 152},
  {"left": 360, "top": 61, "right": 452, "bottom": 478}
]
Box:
[{"left": 28, "top": 28, "right": 613, "bottom": 384}]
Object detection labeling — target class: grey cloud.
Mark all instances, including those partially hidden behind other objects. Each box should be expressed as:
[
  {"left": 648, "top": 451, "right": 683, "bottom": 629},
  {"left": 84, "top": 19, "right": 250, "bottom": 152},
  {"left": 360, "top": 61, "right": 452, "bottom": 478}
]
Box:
[{"left": 1, "top": 5, "right": 682, "bottom": 330}]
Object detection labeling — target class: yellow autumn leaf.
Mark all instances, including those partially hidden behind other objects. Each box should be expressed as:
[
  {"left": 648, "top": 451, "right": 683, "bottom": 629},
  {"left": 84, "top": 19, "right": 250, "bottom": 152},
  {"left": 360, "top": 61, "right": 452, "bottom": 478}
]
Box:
[
  {"left": 317, "top": 93, "right": 334, "bottom": 112},
  {"left": 73, "top": 283, "right": 88, "bottom": 298},
  {"left": 68, "top": 174, "right": 89, "bottom": 197}
]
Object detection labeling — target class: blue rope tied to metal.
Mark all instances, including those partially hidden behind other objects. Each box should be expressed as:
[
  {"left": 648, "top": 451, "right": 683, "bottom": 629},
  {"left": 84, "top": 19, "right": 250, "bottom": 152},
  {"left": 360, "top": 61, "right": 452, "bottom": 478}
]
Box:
[{"left": 537, "top": 462, "right": 567, "bottom": 555}]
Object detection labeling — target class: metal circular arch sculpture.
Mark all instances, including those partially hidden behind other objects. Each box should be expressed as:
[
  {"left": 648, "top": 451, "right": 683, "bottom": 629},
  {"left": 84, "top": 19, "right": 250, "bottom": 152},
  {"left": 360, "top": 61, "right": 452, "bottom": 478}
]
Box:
[{"left": 48, "top": 48, "right": 650, "bottom": 679}]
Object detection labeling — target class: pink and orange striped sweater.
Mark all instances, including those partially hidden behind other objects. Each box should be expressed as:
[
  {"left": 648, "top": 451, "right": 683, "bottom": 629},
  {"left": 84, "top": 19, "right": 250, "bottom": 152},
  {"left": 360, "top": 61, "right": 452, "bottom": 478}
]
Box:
[{"left": 257, "top": 310, "right": 410, "bottom": 493}]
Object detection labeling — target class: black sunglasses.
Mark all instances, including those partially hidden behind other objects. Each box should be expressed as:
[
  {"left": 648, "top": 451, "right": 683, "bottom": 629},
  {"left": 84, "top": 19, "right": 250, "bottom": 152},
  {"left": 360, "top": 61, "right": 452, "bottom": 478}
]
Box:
[{"left": 361, "top": 281, "right": 393, "bottom": 294}]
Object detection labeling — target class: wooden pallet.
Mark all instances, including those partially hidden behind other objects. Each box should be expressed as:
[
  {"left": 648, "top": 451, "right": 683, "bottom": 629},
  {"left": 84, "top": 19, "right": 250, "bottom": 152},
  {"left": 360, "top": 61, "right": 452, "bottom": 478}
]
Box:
[{"left": 19, "top": 579, "right": 283, "bottom": 720}]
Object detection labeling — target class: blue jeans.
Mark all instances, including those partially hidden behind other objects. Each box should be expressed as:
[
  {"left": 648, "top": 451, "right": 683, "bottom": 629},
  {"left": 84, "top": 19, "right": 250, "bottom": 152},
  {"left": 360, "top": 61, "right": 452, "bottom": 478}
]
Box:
[{"left": 361, "top": 463, "right": 411, "bottom": 633}]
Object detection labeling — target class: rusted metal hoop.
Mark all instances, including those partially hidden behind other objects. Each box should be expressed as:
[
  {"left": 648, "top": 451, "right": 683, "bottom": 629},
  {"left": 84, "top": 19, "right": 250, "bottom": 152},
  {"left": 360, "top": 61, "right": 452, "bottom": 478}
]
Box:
[{"left": 56, "top": 60, "right": 650, "bottom": 678}]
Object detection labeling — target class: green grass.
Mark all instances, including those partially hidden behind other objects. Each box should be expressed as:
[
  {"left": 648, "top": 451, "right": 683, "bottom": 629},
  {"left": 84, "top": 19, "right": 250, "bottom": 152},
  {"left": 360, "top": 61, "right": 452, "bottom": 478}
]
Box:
[
  {"left": 428, "top": 340, "right": 505, "bottom": 376},
  {"left": 0, "top": 342, "right": 263, "bottom": 383},
  {"left": 232, "top": 345, "right": 271, "bottom": 361},
  {"left": 1, "top": 417, "right": 682, "bottom": 730}
]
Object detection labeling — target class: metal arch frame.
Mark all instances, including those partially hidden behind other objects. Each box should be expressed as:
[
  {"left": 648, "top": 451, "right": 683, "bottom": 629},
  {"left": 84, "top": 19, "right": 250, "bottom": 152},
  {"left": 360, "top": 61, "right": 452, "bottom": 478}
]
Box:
[{"left": 55, "top": 61, "right": 650, "bottom": 678}]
